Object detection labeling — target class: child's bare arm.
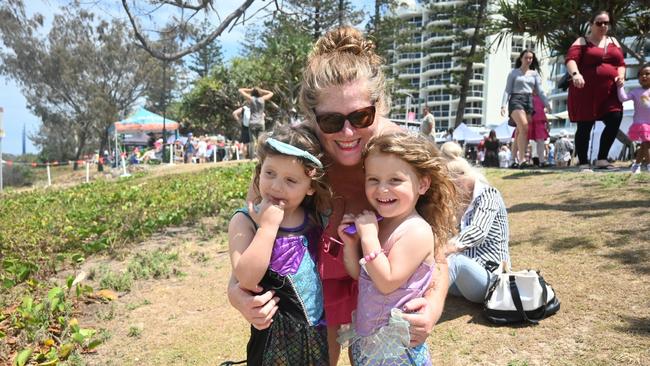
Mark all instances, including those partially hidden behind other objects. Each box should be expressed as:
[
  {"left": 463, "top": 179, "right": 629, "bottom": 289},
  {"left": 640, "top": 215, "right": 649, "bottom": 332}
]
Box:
[
  {"left": 229, "top": 201, "right": 284, "bottom": 291},
  {"left": 357, "top": 212, "right": 433, "bottom": 294}
]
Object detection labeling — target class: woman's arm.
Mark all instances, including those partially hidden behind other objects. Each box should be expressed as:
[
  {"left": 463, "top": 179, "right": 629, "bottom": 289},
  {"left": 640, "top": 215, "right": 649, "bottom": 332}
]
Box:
[
  {"left": 232, "top": 107, "right": 242, "bottom": 122},
  {"left": 257, "top": 87, "right": 274, "bottom": 101},
  {"left": 400, "top": 261, "right": 448, "bottom": 346},
  {"left": 534, "top": 73, "right": 551, "bottom": 110},
  {"left": 455, "top": 188, "right": 500, "bottom": 249},
  {"left": 239, "top": 87, "right": 253, "bottom": 99},
  {"left": 227, "top": 274, "right": 279, "bottom": 330},
  {"left": 501, "top": 70, "right": 515, "bottom": 111},
  {"left": 566, "top": 37, "right": 586, "bottom": 88}
]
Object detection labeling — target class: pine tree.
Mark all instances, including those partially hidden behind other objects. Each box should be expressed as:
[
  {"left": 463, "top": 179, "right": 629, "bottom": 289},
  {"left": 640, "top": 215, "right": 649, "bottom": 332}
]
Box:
[{"left": 187, "top": 19, "right": 224, "bottom": 79}]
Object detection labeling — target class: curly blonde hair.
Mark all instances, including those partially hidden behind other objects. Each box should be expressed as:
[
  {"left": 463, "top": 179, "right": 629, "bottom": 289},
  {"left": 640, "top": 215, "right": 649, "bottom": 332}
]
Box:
[
  {"left": 299, "top": 26, "right": 390, "bottom": 125},
  {"left": 362, "top": 133, "right": 458, "bottom": 261},
  {"left": 254, "top": 124, "right": 332, "bottom": 214}
]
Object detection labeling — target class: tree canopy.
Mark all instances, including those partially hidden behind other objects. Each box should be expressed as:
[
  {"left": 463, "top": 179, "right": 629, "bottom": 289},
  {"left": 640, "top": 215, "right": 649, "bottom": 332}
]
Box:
[{"left": 0, "top": 1, "right": 160, "bottom": 162}]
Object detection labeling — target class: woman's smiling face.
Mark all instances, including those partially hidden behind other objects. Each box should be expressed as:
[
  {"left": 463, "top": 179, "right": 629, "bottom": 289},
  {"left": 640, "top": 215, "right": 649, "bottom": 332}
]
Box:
[{"left": 313, "top": 79, "right": 379, "bottom": 167}]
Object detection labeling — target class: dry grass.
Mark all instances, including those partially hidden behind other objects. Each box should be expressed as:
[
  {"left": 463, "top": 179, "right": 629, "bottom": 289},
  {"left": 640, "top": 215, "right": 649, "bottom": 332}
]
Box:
[{"left": 74, "top": 168, "right": 649, "bottom": 366}]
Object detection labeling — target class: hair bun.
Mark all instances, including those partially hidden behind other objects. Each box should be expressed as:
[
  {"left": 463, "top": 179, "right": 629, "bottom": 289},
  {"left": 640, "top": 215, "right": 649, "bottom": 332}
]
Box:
[{"left": 313, "top": 26, "right": 375, "bottom": 57}]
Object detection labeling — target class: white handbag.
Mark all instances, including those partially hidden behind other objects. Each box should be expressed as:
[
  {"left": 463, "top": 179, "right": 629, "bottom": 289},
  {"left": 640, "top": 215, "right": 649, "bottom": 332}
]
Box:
[{"left": 484, "top": 261, "right": 560, "bottom": 325}]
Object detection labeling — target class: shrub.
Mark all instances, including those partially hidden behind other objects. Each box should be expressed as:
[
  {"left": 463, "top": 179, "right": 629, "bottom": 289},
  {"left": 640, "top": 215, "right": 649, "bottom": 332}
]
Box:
[{"left": 1, "top": 164, "right": 35, "bottom": 187}]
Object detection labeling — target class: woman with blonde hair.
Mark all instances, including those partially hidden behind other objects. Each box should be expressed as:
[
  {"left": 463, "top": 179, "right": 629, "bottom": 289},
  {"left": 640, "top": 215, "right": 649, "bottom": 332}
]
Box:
[
  {"left": 228, "top": 26, "right": 449, "bottom": 365},
  {"left": 441, "top": 143, "right": 511, "bottom": 303}
]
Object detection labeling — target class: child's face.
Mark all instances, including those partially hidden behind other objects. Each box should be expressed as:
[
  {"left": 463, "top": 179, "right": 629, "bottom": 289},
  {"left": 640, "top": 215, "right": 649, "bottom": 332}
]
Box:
[
  {"left": 639, "top": 67, "right": 650, "bottom": 89},
  {"left": 364, "top": 152, "right": 430, "bottom": 221},
  {"left": 258, "top": 154, "right": 315, "bottom": 211}
]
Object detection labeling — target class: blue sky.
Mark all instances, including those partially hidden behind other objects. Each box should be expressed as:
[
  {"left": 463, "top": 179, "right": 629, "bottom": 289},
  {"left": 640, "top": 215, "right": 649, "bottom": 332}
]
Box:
[{"left": 0, "top": 0, "right": 375, "bottom": 155}]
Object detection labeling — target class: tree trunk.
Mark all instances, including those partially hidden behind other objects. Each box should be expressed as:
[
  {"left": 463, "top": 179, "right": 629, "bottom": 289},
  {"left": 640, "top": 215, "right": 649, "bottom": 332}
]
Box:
[
  {"left": 454, "top": 0, "right": 488, "bottom": 128},
  {"left": 73, "top": 133, "right": 87, "bottom": 171}
]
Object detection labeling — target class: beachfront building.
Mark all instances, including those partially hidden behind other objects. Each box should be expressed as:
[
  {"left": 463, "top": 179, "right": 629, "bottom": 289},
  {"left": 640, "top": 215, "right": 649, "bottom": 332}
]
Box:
[{"left": 388, "top": 0, "right": 553, "bottom": 132}]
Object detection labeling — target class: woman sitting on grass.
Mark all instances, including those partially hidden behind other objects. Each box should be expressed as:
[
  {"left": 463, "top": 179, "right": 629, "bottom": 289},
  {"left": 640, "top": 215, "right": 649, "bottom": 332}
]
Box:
[{"left": 440, "top": 142, "right": 511, "bottom": 303}]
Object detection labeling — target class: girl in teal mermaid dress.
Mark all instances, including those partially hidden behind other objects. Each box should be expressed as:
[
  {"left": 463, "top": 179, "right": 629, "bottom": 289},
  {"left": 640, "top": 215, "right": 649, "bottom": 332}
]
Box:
[{"left": 228, "top": 124, "right": 332, "bottom": 365}]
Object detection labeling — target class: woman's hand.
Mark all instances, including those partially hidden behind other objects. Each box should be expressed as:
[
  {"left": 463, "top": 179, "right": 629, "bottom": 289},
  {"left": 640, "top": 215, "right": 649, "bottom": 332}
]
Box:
[
  {"left": 337, "top": 213, "right": 359, "bottom": 247},
  {"left": 227, "top": 280, "right": 279, "bottom": 330},
  {"left": 500, "top": 106, "right": 506, "bottom": 117},
  {"left": 400, "top": 297, "right": 437, "bottom": 346},
  {"left": 443, "top": 239, "right": 460, "bottom": 257},
  {"left": 572, "top": 73, "right": 585, "bottom": 88}
]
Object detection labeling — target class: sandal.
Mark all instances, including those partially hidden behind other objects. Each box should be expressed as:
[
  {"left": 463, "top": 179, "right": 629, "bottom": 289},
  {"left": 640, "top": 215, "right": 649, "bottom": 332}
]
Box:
[
  {"left": 578, "top": 164, "right": 593, "bottom": 173},
  {"left": 509, "top": 163, "right": 519, "bottom": 169}
]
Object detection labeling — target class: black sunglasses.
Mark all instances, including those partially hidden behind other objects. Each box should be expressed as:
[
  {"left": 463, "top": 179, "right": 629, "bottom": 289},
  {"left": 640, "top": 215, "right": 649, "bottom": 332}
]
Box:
[
  {"left": 314, "top": 105, "right": 376, "bottom": 134},
  {"left": 594, "top": 21, "right": 610, "bottom": 26}
]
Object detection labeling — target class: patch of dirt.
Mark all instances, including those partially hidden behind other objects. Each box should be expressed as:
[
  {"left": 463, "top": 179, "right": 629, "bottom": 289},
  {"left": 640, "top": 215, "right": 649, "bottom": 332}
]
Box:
[{"left": 75, "top": 169, "right": 650, "bottom": 366}]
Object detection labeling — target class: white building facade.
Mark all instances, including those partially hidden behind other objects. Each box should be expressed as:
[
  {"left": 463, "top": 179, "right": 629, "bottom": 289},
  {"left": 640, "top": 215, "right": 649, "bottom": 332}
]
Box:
[{"left": 388, "top": 0, "right": 553, "bottom": 131}]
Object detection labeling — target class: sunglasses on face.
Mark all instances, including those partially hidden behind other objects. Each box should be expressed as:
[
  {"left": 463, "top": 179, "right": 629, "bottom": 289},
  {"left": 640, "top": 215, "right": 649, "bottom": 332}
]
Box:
[
  {"left": 594, "top": 21, "right": 610, "bottom": 26},
  {"left": 314, "top": 105, "right": 376, "bottom": 134}
]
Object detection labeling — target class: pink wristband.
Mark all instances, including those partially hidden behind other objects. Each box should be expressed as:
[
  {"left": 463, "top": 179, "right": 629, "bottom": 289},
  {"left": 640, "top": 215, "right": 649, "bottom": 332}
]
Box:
[{"left": 359, "top": 249, "right": 386, "bottom": 266}]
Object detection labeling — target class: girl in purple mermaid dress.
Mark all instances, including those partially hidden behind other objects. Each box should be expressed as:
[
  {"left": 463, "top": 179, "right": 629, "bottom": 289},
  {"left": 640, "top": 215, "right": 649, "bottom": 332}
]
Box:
[
  {"left": 337, "top": 133, "right": 458, "bottom": 365},
  {"left": 228, "top": 124, "right": 332, "bottom": 365}
]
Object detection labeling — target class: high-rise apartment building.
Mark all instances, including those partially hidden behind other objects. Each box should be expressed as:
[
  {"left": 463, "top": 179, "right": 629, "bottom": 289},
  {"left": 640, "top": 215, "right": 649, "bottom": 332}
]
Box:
[
  {"left": 388, "top": 0, "right": 552, "bottom": 131},
  {"left": 388, "top": 1, "right": 650, "bottom": 139}
]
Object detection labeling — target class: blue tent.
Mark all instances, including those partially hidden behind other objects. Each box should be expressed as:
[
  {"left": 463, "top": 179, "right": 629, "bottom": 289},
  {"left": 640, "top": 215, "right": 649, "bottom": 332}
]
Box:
[{"left": 111, "top": 107, "right": 179, "bottom": 133}]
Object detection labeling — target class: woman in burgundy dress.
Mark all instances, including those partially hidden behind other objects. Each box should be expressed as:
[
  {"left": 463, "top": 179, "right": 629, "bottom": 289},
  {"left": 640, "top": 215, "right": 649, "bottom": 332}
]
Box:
[{"left": 565, "top": 10, "right": 626, "bottom": 171}]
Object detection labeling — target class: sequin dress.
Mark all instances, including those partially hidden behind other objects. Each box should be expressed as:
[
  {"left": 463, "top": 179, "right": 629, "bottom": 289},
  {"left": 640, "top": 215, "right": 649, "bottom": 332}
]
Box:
[{"left": 235, "top": 208, "right": 329, "bottom": 366}]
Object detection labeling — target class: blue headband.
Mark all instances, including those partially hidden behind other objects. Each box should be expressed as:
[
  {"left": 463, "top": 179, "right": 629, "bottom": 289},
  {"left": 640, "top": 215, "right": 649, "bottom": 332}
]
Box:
[{"left": 266, "top": 138, "right": 323, "bottom": 168}]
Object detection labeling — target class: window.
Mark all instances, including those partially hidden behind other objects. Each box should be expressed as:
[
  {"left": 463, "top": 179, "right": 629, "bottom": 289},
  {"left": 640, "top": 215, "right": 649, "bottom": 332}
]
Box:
[
  {"left": 467, "top": 84, "right": 483, "bottom": 97},
  {"left": 424, "top": 58, "right": 453, "bottom": 71},
  {"left": 408, "top": 17, "right": 423, "bottom": 27},
  {"left": 431, "top": 104, "right": 450, "bottom": 117},
  {"left": 428, "top": 42, "right": 453, "bottom": 53},
  {"left": 402, "top": 63, "right": 421, "bottom": 74},
  {"left": 464, "top": 101, "right": 482, "bottom": 115},
  {"left": 512, "top": 38, "right": 524, "bottom": 53},
  {"left": 398, "top": 52, "right": 422, "bottom": 60},
  {"left": 427, "top": 90, "right": 452, "bottom": 102}
]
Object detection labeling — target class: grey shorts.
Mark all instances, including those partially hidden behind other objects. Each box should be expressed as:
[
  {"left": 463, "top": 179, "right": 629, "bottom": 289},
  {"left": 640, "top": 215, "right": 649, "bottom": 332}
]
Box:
[
  {"left": 508, "top": 93, "right": 534, "bottom": 115},
  {"left": 249, "top": 123, "right": 265, "bottom": 141}
]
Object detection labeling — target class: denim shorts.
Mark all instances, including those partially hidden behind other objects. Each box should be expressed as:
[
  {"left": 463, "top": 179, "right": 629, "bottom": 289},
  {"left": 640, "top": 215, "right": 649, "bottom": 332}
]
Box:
[{"left": 508, "top": 93, "right": 534, "bottom": 115}]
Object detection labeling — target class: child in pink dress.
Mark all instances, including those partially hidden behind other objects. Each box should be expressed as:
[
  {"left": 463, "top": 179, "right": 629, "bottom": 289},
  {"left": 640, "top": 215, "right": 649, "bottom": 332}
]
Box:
[
  {"left": 530, "top": 94, "right": 550, "bottom": 166},
  {"left": 617, "top": 63, "right": 650, "bottom": 173}
]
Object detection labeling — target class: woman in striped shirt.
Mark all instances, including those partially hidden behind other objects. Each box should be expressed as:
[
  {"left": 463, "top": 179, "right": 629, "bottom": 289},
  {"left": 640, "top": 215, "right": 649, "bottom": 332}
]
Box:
[{"left": 440, "top": 143, "right": 511, "bottom": 303}]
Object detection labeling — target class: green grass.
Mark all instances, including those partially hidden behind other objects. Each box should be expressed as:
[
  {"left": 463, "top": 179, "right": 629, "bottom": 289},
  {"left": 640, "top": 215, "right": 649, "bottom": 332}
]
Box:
[{"left": 0, "top": 163, "right": 253, "bottom": 288}]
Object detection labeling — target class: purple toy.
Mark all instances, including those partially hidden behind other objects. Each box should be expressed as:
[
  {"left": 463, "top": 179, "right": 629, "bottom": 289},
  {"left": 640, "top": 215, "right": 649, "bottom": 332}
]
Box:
[{"left": 343, "top": 214, "right": 383, "bottom": 235}]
